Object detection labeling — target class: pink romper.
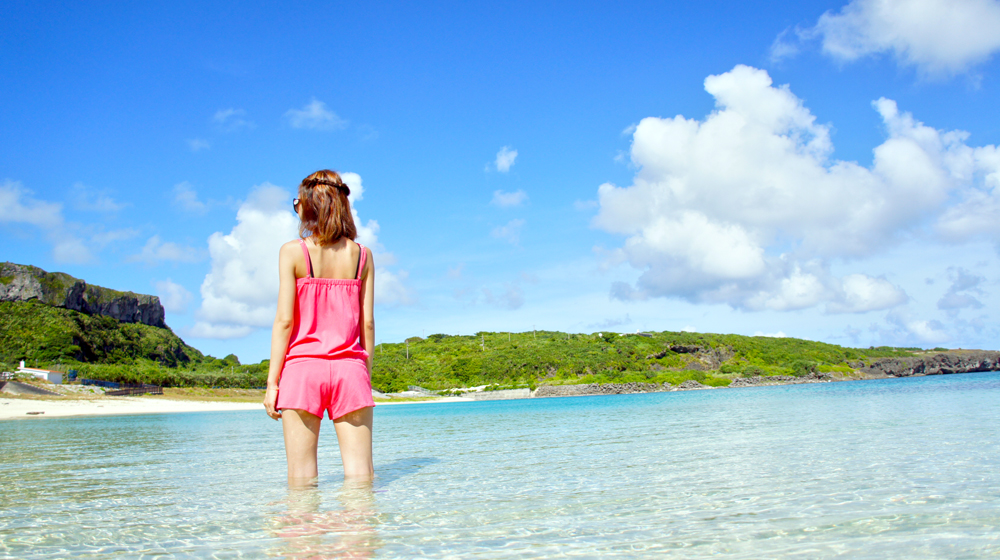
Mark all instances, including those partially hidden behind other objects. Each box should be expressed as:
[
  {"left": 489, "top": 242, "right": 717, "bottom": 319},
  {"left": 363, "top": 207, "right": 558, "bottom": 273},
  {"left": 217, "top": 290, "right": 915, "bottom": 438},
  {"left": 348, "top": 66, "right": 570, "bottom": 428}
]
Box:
[{"left": 276, "top": 239, "right": 375, "bottom": 420}]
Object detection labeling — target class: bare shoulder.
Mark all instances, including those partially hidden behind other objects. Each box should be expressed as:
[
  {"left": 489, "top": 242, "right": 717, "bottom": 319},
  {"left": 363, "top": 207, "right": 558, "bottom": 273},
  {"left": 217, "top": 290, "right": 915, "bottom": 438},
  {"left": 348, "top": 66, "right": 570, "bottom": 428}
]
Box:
[{"left": 279, "top": 239, "right": 302, "bottom": 254}]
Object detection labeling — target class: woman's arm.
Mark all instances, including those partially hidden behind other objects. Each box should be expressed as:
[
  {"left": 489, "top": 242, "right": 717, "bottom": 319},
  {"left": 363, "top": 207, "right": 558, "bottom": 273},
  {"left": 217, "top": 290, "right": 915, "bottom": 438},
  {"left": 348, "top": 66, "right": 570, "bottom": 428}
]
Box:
[
  {"left": 264, "top": 242, "right": 299, "bottom": 420},
  {"left": 358, "top": 247, "right": 375, "bottom": 374}
]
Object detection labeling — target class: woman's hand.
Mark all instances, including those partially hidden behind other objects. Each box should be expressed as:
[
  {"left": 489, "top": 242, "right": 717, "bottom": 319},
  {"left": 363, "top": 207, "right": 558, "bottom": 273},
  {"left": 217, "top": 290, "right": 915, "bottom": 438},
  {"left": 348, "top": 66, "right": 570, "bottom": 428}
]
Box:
[{"left": 264, "top": 386, "right": 281, "bottom": 420}]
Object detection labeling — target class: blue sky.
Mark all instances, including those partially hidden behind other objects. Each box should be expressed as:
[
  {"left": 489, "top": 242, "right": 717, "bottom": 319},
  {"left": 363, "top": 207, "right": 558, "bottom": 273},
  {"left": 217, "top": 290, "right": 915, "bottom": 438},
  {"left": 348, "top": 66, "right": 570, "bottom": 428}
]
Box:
[{"left": 3, "top": 0, "right": 1000, "bottom": 362}]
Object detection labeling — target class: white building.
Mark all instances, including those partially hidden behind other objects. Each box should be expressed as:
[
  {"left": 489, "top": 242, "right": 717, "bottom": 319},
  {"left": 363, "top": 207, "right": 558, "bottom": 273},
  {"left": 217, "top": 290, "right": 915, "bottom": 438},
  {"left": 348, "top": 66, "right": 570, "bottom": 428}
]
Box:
[{"left": 17, "top": 360, "right": 63, "bottom": 385}]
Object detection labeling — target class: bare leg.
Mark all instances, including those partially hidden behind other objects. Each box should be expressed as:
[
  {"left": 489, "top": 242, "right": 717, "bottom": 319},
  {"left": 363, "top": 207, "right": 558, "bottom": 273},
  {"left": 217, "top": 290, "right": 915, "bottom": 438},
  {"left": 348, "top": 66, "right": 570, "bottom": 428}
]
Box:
[
  {"left": 333, "top": 406, "right": 374, "bottom": 480},
  {"left": 282, "top": 408, "right": 322, "bottom": 482}
]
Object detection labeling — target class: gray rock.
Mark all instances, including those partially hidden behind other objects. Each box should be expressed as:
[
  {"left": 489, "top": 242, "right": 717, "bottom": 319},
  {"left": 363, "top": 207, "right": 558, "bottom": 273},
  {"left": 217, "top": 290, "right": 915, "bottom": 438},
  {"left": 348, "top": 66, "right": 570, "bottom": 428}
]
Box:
[
  {"left": 677, "top": 380, "right": 711, "bottom": 390},
  {"left": 860, "top": 352, "right": 1000, "bottom": 378},
  {"left": 1, "top": 262, "right": 165, "bottom": 328},
  {"left": 533, "top": 382, "right": 666, "bottom": 398}
]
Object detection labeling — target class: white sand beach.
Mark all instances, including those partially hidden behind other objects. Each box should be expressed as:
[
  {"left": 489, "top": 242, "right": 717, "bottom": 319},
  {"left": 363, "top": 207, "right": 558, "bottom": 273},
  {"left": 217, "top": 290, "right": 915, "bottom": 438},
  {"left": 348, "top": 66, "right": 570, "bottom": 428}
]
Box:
[
  {"left": 0, "top": 396, "right": 261, "bottom": 419},
  {"left": 0, "top": 394, "right": 475, "bottom": 420}
]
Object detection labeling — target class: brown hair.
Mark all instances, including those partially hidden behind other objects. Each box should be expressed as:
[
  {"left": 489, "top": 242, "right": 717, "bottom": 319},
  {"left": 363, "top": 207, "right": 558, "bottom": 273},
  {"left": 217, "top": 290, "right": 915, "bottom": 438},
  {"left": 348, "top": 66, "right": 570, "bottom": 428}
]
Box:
[{"left": 297, "top": 169, "right": 357, "bottom": 244}]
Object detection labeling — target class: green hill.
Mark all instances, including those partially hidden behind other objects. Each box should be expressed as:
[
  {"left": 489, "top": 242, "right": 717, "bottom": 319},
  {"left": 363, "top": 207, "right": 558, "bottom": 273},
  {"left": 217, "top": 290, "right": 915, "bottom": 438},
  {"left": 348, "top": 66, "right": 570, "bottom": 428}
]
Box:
[
  {"left": 367, "top": 330, "right": 918, "bottom": 393},
  {"left": 0, "top": 299, "right": 203, "bottom": 366}
]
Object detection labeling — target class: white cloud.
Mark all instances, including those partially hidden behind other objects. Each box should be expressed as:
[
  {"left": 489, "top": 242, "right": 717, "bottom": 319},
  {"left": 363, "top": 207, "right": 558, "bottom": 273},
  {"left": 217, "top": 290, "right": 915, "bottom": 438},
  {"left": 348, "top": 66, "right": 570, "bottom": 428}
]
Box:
[
  {"left": 72, "top": 182, "right": 127, "bottom": 212},
  {"left": 495, "top": 146, "right": 518, "bottom": 172},
  {"left": 491, "top": 189, "right": 528, "bottom": 207},
  {"left": 155, "top": 279, "right": 194, "bottom": 314},
  {"left": 376, "top": 268, "right": 415, "bottom": 307},
  {"left": 187, "top": 138, "right": 210, "bottom": 152},
  {"left": 285, "top": 99, "right": 348, "bottom": 130},
  {"left": 0, "top": 180, "right": 93, "bottom": 264},
  {"left": 173, "top": 182, "right": 209, "bottom": 214},
  {"left": 936, "top": 144, "right": 1000, "bottom": 246},
  {"left": 491, "top": 218, "right": 525, "bottom": 245},
  {"left": 769, "top": 27, "right": 802, "bottom": 63},
  {"left": 191, "top": 175, "right": 413, "bottom": 339},
  {"left": 192, "top": 184, "right": 299, "bottom": 339},
  {"left": 447, "top": 263, "right": 464, "bottom": 279},
  {"left": 52, "top": 237, "right": 93, "bottom": 264},
  {"left": 828, "top": 273, "right": 909, "bottom": 313},
  {"left": 807, "top": 0, "right": 1000, "bottom": 77},
  {"left": 213, "top": 108, "right": 254, "bottom": 131},
  {"left": 91, "top": 228, "right": 138, "bottom": 247},
  {"left": 596, "top": 65, "right": 993, "bottom": 313},
  {"left": 754, "top": 331, "right": 788, "bottom": 338},
  {"left": 0, "top": 180, "right": 63, "bottom": 228},
  {"left": 131, "top": 235, "right": 203, "bottom": 264}
]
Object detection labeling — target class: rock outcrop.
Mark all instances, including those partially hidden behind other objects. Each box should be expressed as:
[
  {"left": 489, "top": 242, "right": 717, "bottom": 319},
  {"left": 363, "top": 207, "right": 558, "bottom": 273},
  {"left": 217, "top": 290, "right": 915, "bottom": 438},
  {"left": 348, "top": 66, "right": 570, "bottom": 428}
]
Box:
[
  {"left": 0, "top": 262, "right": 166, "bottom": 328},
  {"left": 728, "top": 372, "right": 832, "bottom": 388},
  {"left": 859, "top": 351, "right": 1000, "bottom": 378}
]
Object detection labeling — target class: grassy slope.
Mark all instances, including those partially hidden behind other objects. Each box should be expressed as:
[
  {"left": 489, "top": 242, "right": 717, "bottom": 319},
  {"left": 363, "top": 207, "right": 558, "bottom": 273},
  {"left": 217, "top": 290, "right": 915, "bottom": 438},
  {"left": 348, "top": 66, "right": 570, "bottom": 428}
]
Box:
[
  {"left": 368, "top": 331, "right": 916, "bottom": 393},
  {"left": 0, "top": 300, "right": 202, "bottom": 366}
]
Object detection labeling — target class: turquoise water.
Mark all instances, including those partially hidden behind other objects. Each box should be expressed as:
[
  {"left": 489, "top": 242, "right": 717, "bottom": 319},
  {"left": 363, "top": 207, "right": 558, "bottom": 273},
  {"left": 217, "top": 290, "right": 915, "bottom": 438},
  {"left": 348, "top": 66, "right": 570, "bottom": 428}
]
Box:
[{"left": 3, "top": 373, "right": 999, "bottom": 559}]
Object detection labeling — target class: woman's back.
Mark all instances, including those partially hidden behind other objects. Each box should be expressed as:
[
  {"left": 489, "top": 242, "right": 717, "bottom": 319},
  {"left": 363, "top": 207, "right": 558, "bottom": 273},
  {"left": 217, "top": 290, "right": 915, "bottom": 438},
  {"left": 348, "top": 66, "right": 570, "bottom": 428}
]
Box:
[
  {"left": 299, "top": 237, "right": 362, "bottom": 280},
  {"left": 286, "top": 237, "right": 368, "bottom": 362}
]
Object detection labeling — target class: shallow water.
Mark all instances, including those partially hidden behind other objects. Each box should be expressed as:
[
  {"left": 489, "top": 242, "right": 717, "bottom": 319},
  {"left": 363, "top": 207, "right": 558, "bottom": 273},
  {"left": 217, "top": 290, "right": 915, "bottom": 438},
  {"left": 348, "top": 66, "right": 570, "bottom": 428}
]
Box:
[{"left": 2, "top": 372, "right": 999, "bottom": 558}]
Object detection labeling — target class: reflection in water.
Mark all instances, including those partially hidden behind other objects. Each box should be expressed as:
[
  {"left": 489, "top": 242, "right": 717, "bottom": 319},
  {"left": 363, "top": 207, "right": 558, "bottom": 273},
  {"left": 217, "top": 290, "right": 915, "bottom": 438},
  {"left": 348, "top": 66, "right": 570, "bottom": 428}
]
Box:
[{"left": 270, "top": 479, "right": 381, "bottom": 559}]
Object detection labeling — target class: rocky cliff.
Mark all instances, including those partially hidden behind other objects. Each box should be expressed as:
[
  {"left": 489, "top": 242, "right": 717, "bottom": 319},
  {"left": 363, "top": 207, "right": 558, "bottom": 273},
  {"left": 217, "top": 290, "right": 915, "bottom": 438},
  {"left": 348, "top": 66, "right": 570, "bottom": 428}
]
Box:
[
  {"left": 859, "top": 351, "right": 1000, "bottom": 378},
  {"left": 0, "top": 262, "right": 166, "bottom": 328}
]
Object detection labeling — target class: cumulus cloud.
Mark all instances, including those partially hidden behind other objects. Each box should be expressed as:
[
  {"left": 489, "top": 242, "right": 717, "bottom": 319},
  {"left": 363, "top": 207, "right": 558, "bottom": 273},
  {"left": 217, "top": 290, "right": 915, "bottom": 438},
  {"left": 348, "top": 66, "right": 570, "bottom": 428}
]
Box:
[
  {"left": 596, "top": 65, "right": 993, "bottom": 313},
  {"left": 155, "top": 279, "right": 194, "bottom": 314},
  {"left": 173, "top": 182, "right": 209, "bottom": 214},
  {"left": 190, "top": 176, "right": 412, "bottom": 339},
  {"left": 782, "top": 0, "right": 1000, "bottom": 77},
  {"left": 936, "top": 144, "right": 1000, "bottom": 247},
  {"left": 494, "top": 146, "right": 518, "bottom": 172},
  {"left": 190, "top": 184, "right": 299, "bottom": 338},
  {"left": 213, "top": 108, "right": 254, "bottom": 131},
  {"left": 491, "top": 219, "right": 525, "bottom": 245},
  {"left": 131, "top": 235, "right": 204, "bottom": 265},
  {"left": 285, "top": 99, "right": 348, "bottom": 130},
  {"left": 491, "top": 189, "right": 528, "bottom": 207}
]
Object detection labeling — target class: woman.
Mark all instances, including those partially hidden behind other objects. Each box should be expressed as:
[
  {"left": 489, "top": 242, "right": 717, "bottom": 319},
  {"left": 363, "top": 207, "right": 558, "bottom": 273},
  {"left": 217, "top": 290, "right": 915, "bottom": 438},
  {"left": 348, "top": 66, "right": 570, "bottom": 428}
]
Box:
[{"left": 263, "top": 169, "right": 376, "bottom": 482}]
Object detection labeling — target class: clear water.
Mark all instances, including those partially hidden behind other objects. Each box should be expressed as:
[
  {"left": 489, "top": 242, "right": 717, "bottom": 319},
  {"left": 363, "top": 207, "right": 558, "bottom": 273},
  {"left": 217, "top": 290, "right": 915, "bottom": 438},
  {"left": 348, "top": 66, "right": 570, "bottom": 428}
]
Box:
[{"left": 3, "top": 373, "right": 999, "bottom": 559}]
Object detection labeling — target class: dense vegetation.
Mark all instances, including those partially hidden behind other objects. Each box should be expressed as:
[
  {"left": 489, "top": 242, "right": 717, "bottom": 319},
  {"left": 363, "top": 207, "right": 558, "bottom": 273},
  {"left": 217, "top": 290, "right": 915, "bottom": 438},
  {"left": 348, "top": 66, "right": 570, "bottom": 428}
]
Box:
[
  {"left": 0, "top": 300, "right": 201, "bottom": 365},
  {"left": 1, "top": 299, "right": 918, "bottom": 390},
  {"left": 368, "top": 330, "right": 917, "bottom": 393}
]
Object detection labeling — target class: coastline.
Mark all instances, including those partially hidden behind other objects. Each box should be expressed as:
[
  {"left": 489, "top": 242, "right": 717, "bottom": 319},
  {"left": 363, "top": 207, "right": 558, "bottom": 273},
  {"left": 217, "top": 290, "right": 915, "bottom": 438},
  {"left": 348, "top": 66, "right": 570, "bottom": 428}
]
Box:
[
  {"left": 0, "top": 394, "right": 476, "bottom": 420},
  {"left": 5, "top": 349, "right": 997, "bottom": 420}
]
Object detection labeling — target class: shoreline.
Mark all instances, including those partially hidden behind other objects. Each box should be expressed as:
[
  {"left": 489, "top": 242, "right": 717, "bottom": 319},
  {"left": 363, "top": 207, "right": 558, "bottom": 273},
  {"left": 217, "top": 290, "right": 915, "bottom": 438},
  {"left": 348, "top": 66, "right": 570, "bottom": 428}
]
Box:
[
  {"left": 5, "top": 365, "right": 998, "bottom": 420},
  {"left": 0, "top": 394, "right": 476, "bottom": 420}
]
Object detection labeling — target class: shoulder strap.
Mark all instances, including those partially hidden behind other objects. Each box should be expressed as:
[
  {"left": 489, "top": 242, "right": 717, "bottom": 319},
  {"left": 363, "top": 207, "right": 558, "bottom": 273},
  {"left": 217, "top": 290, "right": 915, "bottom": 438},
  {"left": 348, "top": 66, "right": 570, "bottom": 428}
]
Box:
[
  {"left": 298, "top": 239, "right": 313, "bottom": 278},
  {"left": 355, "top": 243, "right": 367, "bottom": 280}
]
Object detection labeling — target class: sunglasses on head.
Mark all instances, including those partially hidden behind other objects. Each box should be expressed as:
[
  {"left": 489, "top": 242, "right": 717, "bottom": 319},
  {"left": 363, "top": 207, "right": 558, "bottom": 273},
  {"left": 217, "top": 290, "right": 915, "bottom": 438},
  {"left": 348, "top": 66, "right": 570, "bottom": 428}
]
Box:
[{"left": 292, "top": 198, "right": 301, "bottom": 210}]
